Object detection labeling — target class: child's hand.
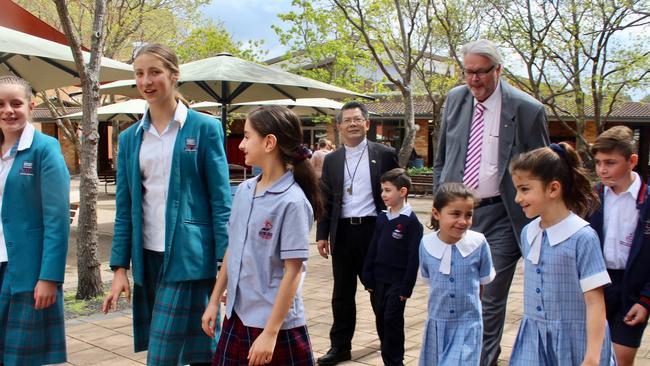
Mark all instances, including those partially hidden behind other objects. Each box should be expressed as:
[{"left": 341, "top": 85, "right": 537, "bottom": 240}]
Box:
[
  {"left": 201, "top": 302, "right": 219, "bottom": 337},
  {"left": 624, "top": 303, "right": 649, "bottom": 326},
  {"left": 248, "top": 330, "right": 277, "bottom": 365},
  {"left": 102, "top": 268, "right": 130, "bottom": 313},
  {"left": 399, "top": 296, "right": 408, "bottom": 302},
  {"left": 33, "top": 280, "right": 57, "bottom": 309}
]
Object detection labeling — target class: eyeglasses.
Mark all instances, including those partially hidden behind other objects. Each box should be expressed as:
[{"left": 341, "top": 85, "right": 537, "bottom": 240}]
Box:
[
  {"left": 340, "top": 117, "right": 366, "bottom": 125},
  {"left": 463, "top": 64, "right": 497, "bottom": 78}
]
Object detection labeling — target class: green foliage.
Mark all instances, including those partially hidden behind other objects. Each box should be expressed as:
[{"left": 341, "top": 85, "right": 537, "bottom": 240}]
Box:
[
  {"left": 64, "top": 290, "right": 107, "bottom": 318},
  {"left": 272, "top": 0, "right": 382, "bottom": 93},
  {"left": 642, "top": 94, "right": 650, "bottom": 103},
  {"left": 174, "top": 20, "right": 267, "bottom": 63},
  {"left": 16, "top": 0, "right": 209, "bottom": 60},
  {"left": 407, "top": 166, "right": 433, "bottom": 175}
]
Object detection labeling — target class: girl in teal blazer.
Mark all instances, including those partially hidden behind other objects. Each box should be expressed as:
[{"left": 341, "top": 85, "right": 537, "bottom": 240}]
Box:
[
  {"left": 102, "top": 44, "right": 231, "bottom": 366},
  {"left": 0, "top": 75, "right": 70, "bottom": 365}
]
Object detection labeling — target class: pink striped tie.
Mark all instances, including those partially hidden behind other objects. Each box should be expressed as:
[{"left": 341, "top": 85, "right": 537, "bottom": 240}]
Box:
[{"left": 463, "top": 103, "right": 486, "bottom": 189}]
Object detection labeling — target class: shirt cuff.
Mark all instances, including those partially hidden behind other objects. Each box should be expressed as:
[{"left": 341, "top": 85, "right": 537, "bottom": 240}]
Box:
[
  {"left": 280, "top": 249, "right": 310, "bottom": 260},
  {"left": 480, "top": 267, "right": 497, "bottom": 285},
  {"left": 579, "top": 271, "right": 611, "bottom": 292}
]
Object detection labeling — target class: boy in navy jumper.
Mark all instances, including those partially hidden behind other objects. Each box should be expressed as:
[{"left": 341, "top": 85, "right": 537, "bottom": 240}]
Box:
[
  {"left": 362, "top": 168, "right": 423, "bottom": 366},
  {"left": 588, "top": 126, "right": 650, "bottom": 366}
]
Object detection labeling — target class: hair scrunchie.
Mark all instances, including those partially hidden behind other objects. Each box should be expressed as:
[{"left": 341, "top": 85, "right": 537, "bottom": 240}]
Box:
[
  {"left": 293, "top": 145, "right": 312, "bottom": 162},
  {"left": 549, "top": 143, "right": 570, "bottom": 165}
]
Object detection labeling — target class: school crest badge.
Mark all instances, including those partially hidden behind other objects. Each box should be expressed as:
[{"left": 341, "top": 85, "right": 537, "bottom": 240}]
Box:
[
  {"left": 392, "top": 223, "right": 404, "bottom": 239},
  {"left": 184, "top": 137, "right": 197, "bottom": 152},
  {"left": 644, "top": 219, "right": 650, "bottom": 236},
  {"left": 19, "top": 161, "right": 34, "bottom": 176},
  {"left": 259, "top": 219, "right": 274, "bottom": 240}
]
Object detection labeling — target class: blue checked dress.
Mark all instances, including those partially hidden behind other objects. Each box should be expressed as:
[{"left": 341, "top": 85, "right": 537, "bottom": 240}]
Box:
[
  {"left": 419, "top": 230, "right": 495, "bottom": 366},
  {"left": 510, "top": 213, "right": 616, "bottom": 365}
]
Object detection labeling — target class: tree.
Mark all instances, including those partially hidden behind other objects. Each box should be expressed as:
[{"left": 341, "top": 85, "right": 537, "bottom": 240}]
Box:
[
  {"left": 17, "top": 0, "right": 208, "bottom": 60},
  {"left": 332, "top": 0, "right": 435, "bottom": 167},
  {"left": 642, "top": 94, "right": 650, "bottom": 103},
  {"left": 488, "top": 0, "right": 650, "bottom": 158},
  {"left": 53, "top": 0, "right": 108, "bottom": 300},
  {"left": 174, "top": 20, "right": 267, "bottom": 63},
  {"left": 414, "top": 0, "right": 488, "bottom": 166},
  {"left": 272, "top": 0, "right": 379, "bottom": 93}
]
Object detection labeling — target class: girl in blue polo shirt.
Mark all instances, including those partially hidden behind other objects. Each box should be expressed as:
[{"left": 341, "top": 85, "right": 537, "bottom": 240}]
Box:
[
  {"left": 509, "top": 143, "right": 615, "bottom": 365},
  {"left": 102, "top": 44, "right": 231, "bottom": 366},
  {"left": 202, "top": 106, "right": 322, "bottom": 366},
  {"left": 0, "top": 75, "right": 70, "bottom": 365}
]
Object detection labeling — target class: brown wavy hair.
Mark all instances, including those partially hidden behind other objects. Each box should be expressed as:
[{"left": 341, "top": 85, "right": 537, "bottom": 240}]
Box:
[
  {"left": 509, "top": 142, "right": 599, "bottom": 217},
  {"left": 246, "top": 106, "right": 323, "bottom": 220}
]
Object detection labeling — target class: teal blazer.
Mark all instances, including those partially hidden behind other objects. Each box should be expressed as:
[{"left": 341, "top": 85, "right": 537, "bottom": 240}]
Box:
[
  {"left": 110, "top": 109, "right": 231, "bottom": 285},
  {"left": 1, "top": 128, "right": 70, "bottom": 293}
]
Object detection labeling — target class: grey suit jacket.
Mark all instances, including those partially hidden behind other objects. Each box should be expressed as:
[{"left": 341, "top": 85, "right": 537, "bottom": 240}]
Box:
[
  {"left": 433, "top": 80, "right": 549, "bottom": 240},
  {"left": 316, "top": 141, "right": 399, "bottom": 253}
]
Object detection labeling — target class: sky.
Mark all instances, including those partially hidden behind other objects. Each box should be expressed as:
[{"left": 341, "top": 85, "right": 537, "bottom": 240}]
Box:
[{"left": 202, "top": 0, "right": 295, "bottom": 60}]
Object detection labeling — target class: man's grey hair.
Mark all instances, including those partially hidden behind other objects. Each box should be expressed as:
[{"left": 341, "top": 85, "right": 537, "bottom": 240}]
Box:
[{"left": 461, "top": 39, "right": 502, "bottom": 66}]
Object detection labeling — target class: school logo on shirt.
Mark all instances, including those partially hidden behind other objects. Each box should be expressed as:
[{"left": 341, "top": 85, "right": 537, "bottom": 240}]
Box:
[
  {"left": 259, "top": 219, "right": 274, "bottom": 240},
  {"left": 19, "top": 161, "right": 34, "bottom": 176},
  {"left": 644, "top": 219, "right": 650, "bottom": 236},
  {"left": 184, "top": 137, "right": 197, "bottom": 152},
  {"left": 392, "top": 223, "right": 404, "bottom": 239}
]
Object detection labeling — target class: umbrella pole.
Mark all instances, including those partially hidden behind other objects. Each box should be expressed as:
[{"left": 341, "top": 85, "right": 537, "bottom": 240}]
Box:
[{"left": 221, "top": 104, "right": 228, "bottom": 150}]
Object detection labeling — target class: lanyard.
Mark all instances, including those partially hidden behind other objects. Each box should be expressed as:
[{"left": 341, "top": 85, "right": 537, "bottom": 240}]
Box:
[{"left": 344, "top": 143, "right": 367, "bottom": 195}]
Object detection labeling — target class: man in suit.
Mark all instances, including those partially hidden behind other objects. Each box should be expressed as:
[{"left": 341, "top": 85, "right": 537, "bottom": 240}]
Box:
[
  {"left": 433, "top": 39, "right": 549, "bottom": 366},
  {"left": 316, "top": 101, "right": 399, "bottom": 365}
]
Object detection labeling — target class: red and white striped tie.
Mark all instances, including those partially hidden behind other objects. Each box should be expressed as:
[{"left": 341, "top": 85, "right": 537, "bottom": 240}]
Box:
[{"left": 463, "top": 103, "right": 486, "bottom": 190}]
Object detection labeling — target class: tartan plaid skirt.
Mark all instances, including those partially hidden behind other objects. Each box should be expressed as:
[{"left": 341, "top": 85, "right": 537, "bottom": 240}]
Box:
[
  {"left": 0, "top": 263, "right": 66, "bottom": 366},
  {"left": 212, "top": 312, "right": 314, "bottom": 366},
  {"left": 132, "top": 249, "right": 217, "bottom": 365}
]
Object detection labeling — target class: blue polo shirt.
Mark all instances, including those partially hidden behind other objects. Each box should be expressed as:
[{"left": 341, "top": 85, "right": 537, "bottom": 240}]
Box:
[{"left": 225, "top": 171, "right": 313, "bottom": 329}]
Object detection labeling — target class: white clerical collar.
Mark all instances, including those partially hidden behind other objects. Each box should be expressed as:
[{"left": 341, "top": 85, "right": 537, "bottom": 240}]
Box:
[
  {"left": 526, "top": 212, "right": 589, "bottom": 264},
  {"left": 344, "top": 138, "right": 368, "bottom": 153},
  {"left": 474, "top": 80, "right": 501, "bottom": 112},
  {"left": 604, "top": 171, "right": 641, "bottom": 201},
  {"left": 423, "top": 230, "right": 485, "bottom": 274},
  {"left": 383, "top": 203, "right": 413, "bottom": 220}
]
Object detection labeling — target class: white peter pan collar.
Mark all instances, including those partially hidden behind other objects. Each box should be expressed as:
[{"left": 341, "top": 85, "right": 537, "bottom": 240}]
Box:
[
  {"left": 526, "top": 212, "right": 589, "bottom": 264},
  {"left": 383, "top": 203, "right": 413, "bottom": 220},
  {"left": 423, "top": 230, "right": 485, "bottom": 274}
]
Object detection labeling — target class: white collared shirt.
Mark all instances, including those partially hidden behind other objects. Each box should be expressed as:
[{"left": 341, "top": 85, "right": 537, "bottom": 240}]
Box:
[
  {"left": 139, "top": 102, "right": 188, "bottom": 252},
  {"left": 422, "top": 229, "right": 496, "bottom": 283},
  {"left": 474, "top": 83, "right": 502, "bottom": 199},
  {"left": 603, "top": 172, "right": 641, "bottom": 269},
  {"left": 341, "top": 138, "right": 376, "bottom": 218},
  {"left": 384, "top": 203, "right": 413, "bottom": 220},
  {"left": 0, "top": 123, "right": 35, "bottom": 262}
]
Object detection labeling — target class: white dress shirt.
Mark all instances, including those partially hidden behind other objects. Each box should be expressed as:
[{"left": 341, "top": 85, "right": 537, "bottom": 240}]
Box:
[
  {"left": 341, "top": 139, "right": 376, "bottom": 218},
  {"left": 603, "top": 172, "right": 641, "bottom": 270},
  {"left": 474, "top": 83, "right": 502, "bottom": 199},
  {"left": 139, "top": 103, "right": 188, "bottom": 252},
  {"left": 0, "top": 123, "right": 35, "bottom": 262}
]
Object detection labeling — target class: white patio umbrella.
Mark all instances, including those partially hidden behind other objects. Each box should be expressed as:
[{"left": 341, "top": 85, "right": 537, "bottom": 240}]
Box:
[
  {"left": 100, "top": 53, "right": 370, "bottom": 136},
  {"left": 0, "top": 25, "right": 133, "bottom": 91},
  {"left": 64, "top": 99, "right": 147, "bottom": 122}
]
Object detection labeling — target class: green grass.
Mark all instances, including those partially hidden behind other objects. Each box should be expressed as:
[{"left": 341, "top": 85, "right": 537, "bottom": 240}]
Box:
[{"left": 63, "top": 288, "right": 113, "bottom": 319}]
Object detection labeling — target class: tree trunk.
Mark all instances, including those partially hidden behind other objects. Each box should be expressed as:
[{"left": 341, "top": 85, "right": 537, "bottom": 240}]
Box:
[
  {"left": 398, "top": 87, "right": 417, "bottom": 167},
  {"left": 54, "top": 0, "right": 106, "bottom": 299},
  {"left": 76, "top": 85, "right": 103, "bottom": 299}
]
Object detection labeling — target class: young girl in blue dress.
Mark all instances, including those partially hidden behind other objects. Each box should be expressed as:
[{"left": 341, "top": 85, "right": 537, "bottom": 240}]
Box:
[
  {"left": 202, "top": 106, "right": 321, "bottom": 366},
  {"left": 0, "top": 75, "right": 70, "bottom": 365},
  {"left": 509, "top": 143, "right": 615, "bottom": 365},
  {"left": 419, "top": 182, "right": 495, "bottom": 365}
]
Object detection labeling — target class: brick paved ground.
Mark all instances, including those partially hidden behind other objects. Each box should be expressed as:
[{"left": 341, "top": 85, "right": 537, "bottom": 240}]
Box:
[{"left": 58, "top": 180, "right": 650, "bottom": 365}]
